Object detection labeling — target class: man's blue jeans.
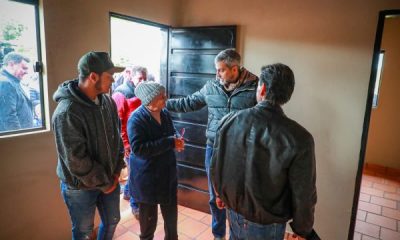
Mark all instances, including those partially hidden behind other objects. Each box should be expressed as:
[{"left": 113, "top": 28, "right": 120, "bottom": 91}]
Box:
[
  {"left": 205, "top": 145, "right": 226, "bottom": 238},
  {"left": 61, "top": 182, "right": 121, "bottom": 240},
  {"left": 227, "top": 209, "right": 286, "bottom": 240}
]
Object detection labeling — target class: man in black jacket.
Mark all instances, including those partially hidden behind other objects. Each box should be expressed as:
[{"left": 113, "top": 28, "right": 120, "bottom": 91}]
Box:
[
  {"left": 52, "top": 51, "right": 125, "bottom": 240},
  {"left": 167, "top": 49, "right": 258, "bottom": 240},
  {"left": 211, "top": 63, "right": 318, "bottom": 240}
]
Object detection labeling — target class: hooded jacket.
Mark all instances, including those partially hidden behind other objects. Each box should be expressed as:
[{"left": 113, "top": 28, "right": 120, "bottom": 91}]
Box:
[
  {"left": 166, "top": 67, "right": 258, "bottom": 145},
  {"left": 52, "top": 79, "right": 125, "bottom": 191},
  {"left": 211, "top": 101, "right": 317, "bottom": 238}
]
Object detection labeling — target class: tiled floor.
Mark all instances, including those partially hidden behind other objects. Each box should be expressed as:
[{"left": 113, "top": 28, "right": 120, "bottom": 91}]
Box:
[
  {"left": 354, "top": 166, "right": 400, "bottom": 240},
  {"left": 114, "top": 193, "right": 298, "bottom": 240}
]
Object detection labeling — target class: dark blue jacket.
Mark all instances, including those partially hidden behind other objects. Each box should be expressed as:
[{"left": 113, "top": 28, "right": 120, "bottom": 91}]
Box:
[
  {"left": 0, "top": 69, "right": 33, "bottom": 132},
  {"left": 114, "top": 81, "right": 135, "bottom": 98},
  {"left": 127, "top": 105, "right": 177, "bottom": 204}
]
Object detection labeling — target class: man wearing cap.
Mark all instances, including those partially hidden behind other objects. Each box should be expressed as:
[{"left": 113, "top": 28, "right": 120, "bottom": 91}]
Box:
[
  {"left": 166, "top": 48, "right": 258, "bottom": 240},
  {"left": 52, "top": 51, "right": 125, "bottom": 240},
  {"left": 127, "top": 82, "right": 184, "bottom": 240}
]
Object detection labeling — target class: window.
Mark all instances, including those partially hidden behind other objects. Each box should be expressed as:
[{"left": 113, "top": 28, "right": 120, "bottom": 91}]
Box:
[
  {"left": 0, "top": 0, "right": 44, "bottom": 137},
  {"left": 372, "top": 51, "right": 385, "bottom": 108}
]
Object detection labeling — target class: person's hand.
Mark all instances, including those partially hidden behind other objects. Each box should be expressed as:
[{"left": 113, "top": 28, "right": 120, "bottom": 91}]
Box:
[
  {"left": 216, "top": 197, "right": 225, "bottom": 209},
  {"left": 174, "top": 137, "right": 185, "bottom": 152},
  {"left": 124, "top": 147, "right": 131, "bottom": 158},
  {"left": 103, "top": 175, "right": 119, "bottom": 194}
]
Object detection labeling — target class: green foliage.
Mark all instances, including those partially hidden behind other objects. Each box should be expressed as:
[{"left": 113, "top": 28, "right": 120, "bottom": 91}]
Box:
[{"left": 2, "top": 22, "right": 25, "bottom": 41}]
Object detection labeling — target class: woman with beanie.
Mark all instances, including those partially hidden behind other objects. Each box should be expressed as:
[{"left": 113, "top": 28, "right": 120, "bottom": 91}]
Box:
[{"left": 127, "top": 82, "right": 184, "bottom": 240}]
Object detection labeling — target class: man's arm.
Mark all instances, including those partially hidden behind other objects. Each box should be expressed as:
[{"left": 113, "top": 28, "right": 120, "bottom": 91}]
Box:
[
  {"left": 166, "top": 85, "right": 207, "bottom": 112},
  {"left": 128, "top": 114, "right": 176, "bottom": 159},
  {"left": 289, "top": 137, "right": 317, "bottom": 238},
  {"left": 0, "top": 82, "right": 21, "bottom": 131},
  {"left": 53, "top": 112, "right": 112, "bottom": 192}
]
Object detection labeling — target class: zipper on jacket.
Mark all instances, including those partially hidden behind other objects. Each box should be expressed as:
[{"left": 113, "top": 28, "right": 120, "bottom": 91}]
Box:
[{"left": 100, "top": 104, "right": 112, "bottom": 175}]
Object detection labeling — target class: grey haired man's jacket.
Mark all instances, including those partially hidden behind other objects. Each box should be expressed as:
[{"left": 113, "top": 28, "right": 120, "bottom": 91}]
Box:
[
  {"left": 52, "top": 79, "right": 125, "bottom": 191},
  {"left": 166, "top": 67, "right": 258, "bottom": 145}
]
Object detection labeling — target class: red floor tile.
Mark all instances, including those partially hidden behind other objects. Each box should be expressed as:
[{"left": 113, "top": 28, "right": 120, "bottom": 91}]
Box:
[
  {"left": 357, "top": 210, "right": 367, "bottom": 221},
  {"left": 382, "top": 207, "right": 400, "bottom": 221},
  {"left": 354, "top": 220, "right": 380, "bottom": 238},
  {"left": 370, "top": 196, "right": 397, "bottom": 209},
  {"left": 366, "top": 212, "right": 397, "bottom": 230},
  {"left": 358, "top": 201, "right": 382, "bottom": 215},
  {"left": 355, "top": 168, "right": 400, "bottom": 239},
  {"left": 380, "top": 228, "right": 400, "bottom": 240},
  {"left": 361, "top": 186, "right": 384, "bottom": 197},
  {"left": 359, "top": 193, "right": 371, "bottom": 202},
  {"left": 373, "top": 182, "right": 398, "bottom": 193}
]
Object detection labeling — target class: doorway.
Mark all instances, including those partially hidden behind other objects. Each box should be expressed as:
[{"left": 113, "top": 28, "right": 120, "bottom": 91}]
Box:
[
  {"left": 109, "top": 13, "right": 237, "bottom": 213},
  {"left": 350, "top": 10, "right": 400, "bottom": 240}
]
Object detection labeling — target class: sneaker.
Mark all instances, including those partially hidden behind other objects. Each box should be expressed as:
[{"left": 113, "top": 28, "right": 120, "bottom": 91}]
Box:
[{"left": 132, "top": 208, "right": 140, "bottom": 220}]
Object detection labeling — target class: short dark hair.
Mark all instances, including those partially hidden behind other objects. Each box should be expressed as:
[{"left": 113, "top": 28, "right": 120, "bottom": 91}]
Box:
[
  {"left": 3, "top": 52, "right": 30, "bottom": 65},
  {"left": 259, "top": 63, "right": 295, "bottom": 105},
  {"left": 131, "top": 66, "right": 147, "bottom": 76},
  {"left": 214, "top": 48, "right": 241, "bottom": 68}
]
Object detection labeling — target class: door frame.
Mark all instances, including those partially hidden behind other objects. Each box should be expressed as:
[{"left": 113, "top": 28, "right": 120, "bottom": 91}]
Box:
[{"left": 348, "top": 9, "right": 400, "bottom": 240}]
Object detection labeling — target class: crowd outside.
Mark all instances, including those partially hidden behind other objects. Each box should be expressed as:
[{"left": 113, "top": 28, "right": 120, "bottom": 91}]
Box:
[{"left": 166, "top": 48, "right": 258, "bottom": 240}]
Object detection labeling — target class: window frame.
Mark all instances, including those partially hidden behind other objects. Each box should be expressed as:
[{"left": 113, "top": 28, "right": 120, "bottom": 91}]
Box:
[{"left": 0, "top": 0, "right": 46, "bottom": 137}]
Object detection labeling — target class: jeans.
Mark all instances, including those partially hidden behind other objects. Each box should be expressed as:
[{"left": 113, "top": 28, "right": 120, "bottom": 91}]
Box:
[
  {"left": 205, "top": 145, "right": 226, "bottom": 238},
  {"left": 227, "top": 209, "right": 286, "bottom": 240},
  {"left": 124, "top": 156, "right": 139, "bottom": 210},
  {"left": 61, "top": 182, "right": 121, "bottom": 240}
]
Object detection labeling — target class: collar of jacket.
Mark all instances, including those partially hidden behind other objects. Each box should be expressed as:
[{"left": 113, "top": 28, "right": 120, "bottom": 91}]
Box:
[
  {"left": 0, "top": 69, "right": 20, "bottom": 84},
  {"left": 256, "top": 100, "right": 285, "bottom": 116},
  {"left": 126, "top": 80, "right": 135, "bottom": 92},
  {"left": 67, "top": 79, "right": 105, "bottom": 107}
]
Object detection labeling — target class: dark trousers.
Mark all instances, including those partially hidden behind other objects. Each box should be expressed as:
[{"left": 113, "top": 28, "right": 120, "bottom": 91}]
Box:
[{"left": 138, "top": 201, "right": 178, "bottom": 240}]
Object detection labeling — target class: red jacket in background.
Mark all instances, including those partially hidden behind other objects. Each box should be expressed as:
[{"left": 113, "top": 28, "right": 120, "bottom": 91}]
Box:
[{"left": 112, "top": 92, "right": 141, "bottom": 155}]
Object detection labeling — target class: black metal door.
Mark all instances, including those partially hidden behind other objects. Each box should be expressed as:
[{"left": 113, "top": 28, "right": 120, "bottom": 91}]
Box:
[{"left": 167, "top": 26, "right": 236, "bottom": 213}]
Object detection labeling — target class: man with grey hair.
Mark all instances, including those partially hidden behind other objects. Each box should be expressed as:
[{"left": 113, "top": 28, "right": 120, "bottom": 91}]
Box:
[
  {"left": 166, "top": 48, "right": 258, "bottom": 240},
  {"left": 0, "top": 52, "right": 33, "bottom": 132},
  {"left": 212, "top": 63, "right": 319, "bottom": 240}
]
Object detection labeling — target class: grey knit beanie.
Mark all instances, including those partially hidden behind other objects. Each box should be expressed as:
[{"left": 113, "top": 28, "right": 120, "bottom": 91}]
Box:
[{"left": 135, "top": 82, "right": 166, "bottom": 106}]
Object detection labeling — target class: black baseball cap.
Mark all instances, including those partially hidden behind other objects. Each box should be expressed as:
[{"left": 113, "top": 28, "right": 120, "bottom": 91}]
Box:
[{"left": 77, "top": 51, "right": 124, "bottom": 77}]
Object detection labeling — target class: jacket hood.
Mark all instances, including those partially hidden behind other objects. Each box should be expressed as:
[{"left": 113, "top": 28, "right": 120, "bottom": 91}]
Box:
[
  {"left": 219, "top": 67, "right": 258, "bottom": 91},
  {"left": 53, "top": 79, "right": 98, "bottom": 107}
]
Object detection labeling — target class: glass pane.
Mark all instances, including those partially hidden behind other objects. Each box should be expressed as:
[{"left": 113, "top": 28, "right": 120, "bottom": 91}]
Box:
[{"left": 0, "top": 0, "right": 43, "bottom": 134}]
